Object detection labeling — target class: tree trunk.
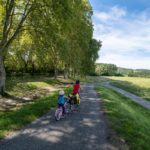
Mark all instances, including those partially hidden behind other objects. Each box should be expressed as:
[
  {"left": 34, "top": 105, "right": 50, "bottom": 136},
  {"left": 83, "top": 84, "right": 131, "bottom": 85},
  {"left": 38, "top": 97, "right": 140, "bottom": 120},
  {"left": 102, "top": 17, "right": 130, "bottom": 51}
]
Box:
[
  {"left": 54, "top": 68, "right": 58, "bottom": 79},
  {"left": 0, "top": 55, "right": 6, "bottom": 96},
  {"left": 31, "top": 62, "right": 35, "bottom": 76},
  {"left": 64, "top": 64, "right": 68, "bottom": 79}
]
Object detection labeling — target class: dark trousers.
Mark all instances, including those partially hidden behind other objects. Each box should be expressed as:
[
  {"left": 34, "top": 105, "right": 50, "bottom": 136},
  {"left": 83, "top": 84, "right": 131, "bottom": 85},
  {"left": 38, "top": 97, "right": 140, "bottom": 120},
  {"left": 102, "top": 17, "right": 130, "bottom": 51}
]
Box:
[{"left": 58, "top": 103, "right": 65, "bottom": 114}]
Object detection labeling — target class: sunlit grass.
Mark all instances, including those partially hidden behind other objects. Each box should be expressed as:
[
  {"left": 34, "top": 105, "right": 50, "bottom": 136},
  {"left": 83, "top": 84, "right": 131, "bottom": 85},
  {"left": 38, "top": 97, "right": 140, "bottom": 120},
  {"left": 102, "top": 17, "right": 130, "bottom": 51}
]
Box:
[
  {"left": 5, "top": 76, "right": 63, "bottom": 96},
  {"left": 77, "top": 76, "right": 110, "bottom": 83},
  {"left": 0, "top": 94, "right": 56, "bottom": 139},
  {"left": 108, "top": 77, "right": 150, "bottom": 101},
  {"left": 96, "top": 86, "right": 150, "bottom": 150},
  {"left": 109, "top": 77, "right": 150, "bottom": 88},
  {"left": 0, "top": 87, "right": 72, "bottom": 139}
]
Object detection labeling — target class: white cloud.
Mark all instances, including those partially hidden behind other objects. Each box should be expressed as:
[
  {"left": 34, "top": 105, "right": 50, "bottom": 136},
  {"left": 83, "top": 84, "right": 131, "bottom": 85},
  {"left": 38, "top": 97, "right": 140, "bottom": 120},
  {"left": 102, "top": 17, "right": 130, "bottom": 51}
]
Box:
[
  {"left": 94, "top": 6, "right": 126, "bottom": 22},
  {"left": 93, "top": 6, "right": 150, "bottom": 69},
  {"left": 96, "top": 52, "right": 150, "bottom": 69}
]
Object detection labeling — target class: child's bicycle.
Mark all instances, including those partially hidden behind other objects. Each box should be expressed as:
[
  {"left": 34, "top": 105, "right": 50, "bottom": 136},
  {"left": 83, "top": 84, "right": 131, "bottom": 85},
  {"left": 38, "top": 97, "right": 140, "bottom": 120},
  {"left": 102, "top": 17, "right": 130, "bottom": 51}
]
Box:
[
  {"left": 55, "top": 103, "right": 67, "bottom": 121},
  {"left": 54, "top": 94, "right": 80, "bottom": 121},
  {"left": 55, "top": 100, "right": 71, "bottom": 121},
  {"left": 67, "top": 93, "right": 80, "bottom": 112}
]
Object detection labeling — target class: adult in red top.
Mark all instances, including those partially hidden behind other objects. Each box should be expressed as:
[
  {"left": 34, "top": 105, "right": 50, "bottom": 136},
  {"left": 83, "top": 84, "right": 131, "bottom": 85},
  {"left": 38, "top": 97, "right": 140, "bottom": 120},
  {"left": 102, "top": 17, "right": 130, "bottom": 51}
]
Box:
[{"left": 73, "top": 80, "right": 80, "bottom": 94}]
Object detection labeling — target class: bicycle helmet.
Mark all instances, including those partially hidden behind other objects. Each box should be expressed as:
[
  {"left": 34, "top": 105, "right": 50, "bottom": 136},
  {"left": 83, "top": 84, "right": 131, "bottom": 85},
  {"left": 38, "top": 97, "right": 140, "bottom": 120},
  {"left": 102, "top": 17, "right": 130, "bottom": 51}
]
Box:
[
  {"left": 76, "top": 80, "right": 80, "bottom": 84},
  {"left": 59, "top": 90, "right": 64, "bottom": 95}
]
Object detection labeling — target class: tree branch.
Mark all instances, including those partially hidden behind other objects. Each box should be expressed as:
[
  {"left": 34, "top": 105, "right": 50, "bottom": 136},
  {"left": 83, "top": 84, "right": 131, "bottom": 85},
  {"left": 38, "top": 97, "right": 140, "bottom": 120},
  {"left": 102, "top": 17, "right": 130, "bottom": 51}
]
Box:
[
  {"left": 1, "top": 0, "right": 34, "bottom": 52},
  {"left": 2, "top": 0, "right": 15, "bottom": 43}
]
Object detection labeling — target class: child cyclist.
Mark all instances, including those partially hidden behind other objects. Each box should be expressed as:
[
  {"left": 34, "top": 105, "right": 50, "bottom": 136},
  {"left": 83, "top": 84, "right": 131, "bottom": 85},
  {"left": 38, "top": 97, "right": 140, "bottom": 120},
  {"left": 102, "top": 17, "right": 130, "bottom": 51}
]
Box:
[
  {"left": 57, "top": 90, "right": 66, "bottom": 115},
  {"left": 73, "top": 80, "right": 81, "bottom": 105},
  {"left": 73, "top": 80, "right": 81, "bottom": 94}
]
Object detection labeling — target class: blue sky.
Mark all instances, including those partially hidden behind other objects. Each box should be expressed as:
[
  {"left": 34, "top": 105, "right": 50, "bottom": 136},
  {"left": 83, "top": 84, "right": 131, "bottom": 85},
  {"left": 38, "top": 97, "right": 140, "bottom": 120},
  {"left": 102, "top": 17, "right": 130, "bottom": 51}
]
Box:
[{"left": 89, "top": 0, "right": 150, "bottom": 69}]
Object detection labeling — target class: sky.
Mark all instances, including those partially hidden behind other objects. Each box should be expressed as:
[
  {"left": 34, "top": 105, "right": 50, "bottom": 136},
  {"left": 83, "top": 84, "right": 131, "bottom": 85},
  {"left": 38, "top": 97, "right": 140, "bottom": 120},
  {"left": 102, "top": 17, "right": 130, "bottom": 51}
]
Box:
[{"left": 89, "top": 0, "right": 150, "bottom": 69}]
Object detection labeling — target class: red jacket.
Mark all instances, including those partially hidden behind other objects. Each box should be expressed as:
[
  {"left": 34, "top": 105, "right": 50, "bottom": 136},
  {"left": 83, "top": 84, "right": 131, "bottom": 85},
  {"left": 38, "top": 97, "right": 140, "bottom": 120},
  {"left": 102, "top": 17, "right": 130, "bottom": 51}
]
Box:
[{"left": 73, "top": 84, "right": 80, "bottom": 94}]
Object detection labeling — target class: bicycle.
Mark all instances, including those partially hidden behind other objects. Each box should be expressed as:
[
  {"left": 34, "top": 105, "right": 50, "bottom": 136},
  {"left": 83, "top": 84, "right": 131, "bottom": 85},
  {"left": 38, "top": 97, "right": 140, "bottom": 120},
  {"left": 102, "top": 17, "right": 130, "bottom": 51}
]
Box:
[
  {"left": 54, "top": 94, "right": 80, "bottom": 121},
  {"left": 67, "top": 93, "right": 80, "bottom": 112},
  {"left": 55, "top": 103, "right": 67, "bottom": 121}
]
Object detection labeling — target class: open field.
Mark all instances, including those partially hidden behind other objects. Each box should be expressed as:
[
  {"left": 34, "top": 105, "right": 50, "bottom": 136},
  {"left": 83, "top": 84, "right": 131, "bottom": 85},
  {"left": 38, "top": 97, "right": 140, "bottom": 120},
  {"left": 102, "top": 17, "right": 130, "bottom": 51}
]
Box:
[
  {"left": 108, "top": 77, "right": 150, "bottom": 101},
  {"left": 96, "top": 86, "right": 150, "bottom": 150}
]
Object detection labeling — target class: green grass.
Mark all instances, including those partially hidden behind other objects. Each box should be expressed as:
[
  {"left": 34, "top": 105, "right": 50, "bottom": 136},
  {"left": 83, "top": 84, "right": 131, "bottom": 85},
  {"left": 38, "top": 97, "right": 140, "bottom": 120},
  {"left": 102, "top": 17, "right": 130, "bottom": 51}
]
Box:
[
  {"left": 109, "top": 77, "right": 150, "bottom": 88},
  {"left": 96, "top": 86, "right": 150, "bottom": 150},
  {"left": 6, "top": 76, "right": 63, "bottom": 96},
  {"left": 0, "top": 87, "right": 72, "bottom": 139},
  {"left": 108, "top": 77, "right": 150, "bottom": 101},
  {"left": 75, "top": 76, "right": 110, "bottom": 83}
]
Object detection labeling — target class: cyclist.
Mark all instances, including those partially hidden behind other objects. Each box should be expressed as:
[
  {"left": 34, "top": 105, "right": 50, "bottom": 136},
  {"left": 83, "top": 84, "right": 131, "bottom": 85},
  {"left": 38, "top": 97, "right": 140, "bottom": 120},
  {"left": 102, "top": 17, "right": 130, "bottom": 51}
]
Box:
[
  {"left": 73, "top": 80, "right": 81, "bottom": 94},
  {"left": 57, "top": 90, "right": 65, "bottom": 115},
  {"left": 73, "top": 80, "right": 81, "bottom": 105}
]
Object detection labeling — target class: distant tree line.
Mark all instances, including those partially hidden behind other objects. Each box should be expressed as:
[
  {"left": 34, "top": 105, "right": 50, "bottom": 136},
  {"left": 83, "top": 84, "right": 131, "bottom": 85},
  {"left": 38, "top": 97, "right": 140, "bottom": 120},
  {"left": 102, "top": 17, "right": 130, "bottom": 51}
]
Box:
[
  {"left": 0, "top": 0, "right": 102, "bottom": 95},
  {"left": 95, "top": 63, "right": 117, "bottom": 76},
  {"left": 95, "top": 63, "right": 150, "bottom": 77},
  {"left": 127, "top": 69, "right": 150, "bottom": 78}
]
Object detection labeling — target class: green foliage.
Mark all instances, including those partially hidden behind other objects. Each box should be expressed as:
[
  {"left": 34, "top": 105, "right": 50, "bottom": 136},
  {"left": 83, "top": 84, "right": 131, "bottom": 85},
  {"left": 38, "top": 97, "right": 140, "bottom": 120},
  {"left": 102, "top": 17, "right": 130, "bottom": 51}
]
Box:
[
  {"left": 1, "top": 0, "right": 100, "bottom": 77},
  {"left": 82, "top": 39, "right": 102, "bottom": 75},
  {"left": 95, "top": 64, "right": 150, "bottom": 78},
  {"left": 96, "top": 86, "right": 150, "bottom": 150},
  {"left": 118, "top": 67, "right": 150, "bottom": 78},
  {"left": 128, "top": 70, "right": 150, "bottom": 77},
  {"left": 96, "top": 63, "right": 117, "bottom": 76}
]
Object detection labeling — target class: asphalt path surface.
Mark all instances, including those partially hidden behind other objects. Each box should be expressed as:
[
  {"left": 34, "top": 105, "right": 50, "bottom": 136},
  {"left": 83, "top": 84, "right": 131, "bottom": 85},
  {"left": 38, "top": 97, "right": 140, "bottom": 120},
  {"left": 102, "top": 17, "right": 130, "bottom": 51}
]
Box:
[{"left": 0, "top": 84, "right": 116, "bottom": 150}]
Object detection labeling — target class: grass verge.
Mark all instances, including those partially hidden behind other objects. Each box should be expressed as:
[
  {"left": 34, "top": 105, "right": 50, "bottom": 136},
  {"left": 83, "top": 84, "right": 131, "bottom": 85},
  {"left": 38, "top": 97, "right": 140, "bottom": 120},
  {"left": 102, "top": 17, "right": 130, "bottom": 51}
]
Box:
[
  {"left": 0, "top": 87, "right": 72, "bottom": 139},
  {"left": 96, "top": 86, "right": 150, "bottom": 150},
  {"left": 76, "top": 76, "right": 110, "bottom": 83},
  {"left": 110, "top": 81, "right": 150, "bottom": 101},
  {"left": 108, "top": 77, "right": 150, "bottom": 101}
]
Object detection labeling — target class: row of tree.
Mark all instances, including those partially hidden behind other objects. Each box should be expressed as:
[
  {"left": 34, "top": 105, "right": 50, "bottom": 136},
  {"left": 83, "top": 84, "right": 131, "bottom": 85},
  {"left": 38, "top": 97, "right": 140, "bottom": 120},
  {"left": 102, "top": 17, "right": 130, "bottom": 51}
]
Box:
[
  {"left": 95, "top": 63, "right": 150, "bottom": 77},
  {"left": 0, "top": 0, "right": 102, "bottom": 95},
  {"left": 95, "top": 63, "right": 117, "bottom": 76},
  {"left": 127, "top": 69, "right": 150, "bottom": 77}
]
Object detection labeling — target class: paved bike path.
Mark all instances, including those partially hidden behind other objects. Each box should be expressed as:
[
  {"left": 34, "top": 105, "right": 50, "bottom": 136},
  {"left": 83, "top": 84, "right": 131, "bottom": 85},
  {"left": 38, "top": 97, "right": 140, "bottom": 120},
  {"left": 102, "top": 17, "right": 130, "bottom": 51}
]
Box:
[
  {"left": 100, "top": 82, "right": 150, "bottom": 110},
  {"left": 0, "top": 84, "right": 116, "bottom": 150}
]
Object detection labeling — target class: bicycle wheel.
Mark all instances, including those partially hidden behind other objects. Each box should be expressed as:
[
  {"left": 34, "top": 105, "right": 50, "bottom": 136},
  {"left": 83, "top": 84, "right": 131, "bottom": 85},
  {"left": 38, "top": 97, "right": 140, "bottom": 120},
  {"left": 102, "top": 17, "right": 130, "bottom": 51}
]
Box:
[
  {"left": 65, "top": 102, "right": 70, "bottom": 114},
  {"left": 55, "top": 108, "right": 62, "bottom": 121}
]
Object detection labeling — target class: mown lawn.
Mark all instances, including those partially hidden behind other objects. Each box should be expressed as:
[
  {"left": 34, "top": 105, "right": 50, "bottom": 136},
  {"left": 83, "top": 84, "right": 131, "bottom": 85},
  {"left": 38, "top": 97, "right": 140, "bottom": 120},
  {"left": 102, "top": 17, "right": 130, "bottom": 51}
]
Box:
[
  {"left": 0, "top": 87, "right": 72, "bottom": 139},
  {"left": 96, "top": 86, "right": 150, "bottom": 150},
  {"left": 108, "top": 77, "right": 150, "bottom": 101}
]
